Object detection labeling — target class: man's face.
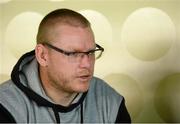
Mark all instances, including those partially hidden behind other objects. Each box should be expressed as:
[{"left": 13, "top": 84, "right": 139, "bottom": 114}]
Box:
[{"left": 45, "top": 25, "right": 95, "bottom": 93}]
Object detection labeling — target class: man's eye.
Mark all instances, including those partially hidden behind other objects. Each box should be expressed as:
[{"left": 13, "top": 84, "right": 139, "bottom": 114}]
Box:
[{"left": 69, "top": 52, "right": 79, "bottom": 57}]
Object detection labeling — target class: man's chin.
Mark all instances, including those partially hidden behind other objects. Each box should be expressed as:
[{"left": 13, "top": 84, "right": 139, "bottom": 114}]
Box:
[{"left": 75, "top": 83, "right": 90, "bottom": 93}]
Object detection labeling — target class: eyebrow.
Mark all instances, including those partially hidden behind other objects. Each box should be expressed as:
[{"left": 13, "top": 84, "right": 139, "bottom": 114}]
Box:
[{"left": 54, "top": 43, "right": 96, "bottom": 53}]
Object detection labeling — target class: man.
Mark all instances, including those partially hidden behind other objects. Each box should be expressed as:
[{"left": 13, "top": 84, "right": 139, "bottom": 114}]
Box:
[{"left": 0, "top": 8, "right": 131, "bottom": 123}]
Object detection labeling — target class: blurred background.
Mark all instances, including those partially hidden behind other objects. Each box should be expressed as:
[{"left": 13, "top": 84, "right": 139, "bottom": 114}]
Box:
[{"left": 0, "top": 0, "right": 180, "bottom": 123}]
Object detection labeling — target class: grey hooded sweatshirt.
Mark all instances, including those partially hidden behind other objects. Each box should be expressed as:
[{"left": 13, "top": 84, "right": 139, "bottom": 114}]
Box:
[{"left": 0, "top": 50, "right": 131, "bottom": 123}]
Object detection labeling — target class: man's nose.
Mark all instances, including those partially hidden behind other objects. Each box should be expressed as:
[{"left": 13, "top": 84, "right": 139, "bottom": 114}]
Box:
[{"left": 79, "top": 54, "right": 92, "bottom": 68}]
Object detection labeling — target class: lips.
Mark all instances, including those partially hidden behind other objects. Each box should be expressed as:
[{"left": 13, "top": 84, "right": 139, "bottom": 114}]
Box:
[{"left": 77, "top": 74, "right": 92, "bottom": 82}]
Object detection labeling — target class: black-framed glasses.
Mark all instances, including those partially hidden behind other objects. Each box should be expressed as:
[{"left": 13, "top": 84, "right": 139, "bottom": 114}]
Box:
[{"left": 43, "top": 42, "right": 104, "bottom": 62}]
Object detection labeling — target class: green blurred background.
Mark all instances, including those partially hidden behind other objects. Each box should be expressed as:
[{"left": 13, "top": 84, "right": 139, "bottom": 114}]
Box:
[{"left": 0, "top": 0, "right": 180, "bottom": 123}]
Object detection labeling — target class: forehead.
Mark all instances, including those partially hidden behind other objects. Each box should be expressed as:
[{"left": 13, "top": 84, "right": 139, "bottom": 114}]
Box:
[{"left": 51, "top": 25, "right": 95, "bottom": 50}]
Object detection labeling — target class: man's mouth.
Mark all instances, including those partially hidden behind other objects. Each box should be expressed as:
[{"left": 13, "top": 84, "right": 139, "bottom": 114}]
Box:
[{"left": 77, "top": 75, "right": 92, "bottom": 82}]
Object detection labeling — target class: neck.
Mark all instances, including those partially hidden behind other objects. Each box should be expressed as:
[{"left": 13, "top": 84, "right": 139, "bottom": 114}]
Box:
[{"left": 46, "top": 87, "right": 78, "bottom": 106}]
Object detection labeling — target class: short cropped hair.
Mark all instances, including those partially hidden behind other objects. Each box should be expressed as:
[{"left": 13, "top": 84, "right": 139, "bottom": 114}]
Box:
[{"left": 36, "top": 8, "right": 91, "bottom": 44}]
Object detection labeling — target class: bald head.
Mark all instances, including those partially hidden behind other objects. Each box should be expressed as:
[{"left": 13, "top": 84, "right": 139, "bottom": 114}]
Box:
[{"left": 36, "top": 8, "right": 91, "bottom": 44}]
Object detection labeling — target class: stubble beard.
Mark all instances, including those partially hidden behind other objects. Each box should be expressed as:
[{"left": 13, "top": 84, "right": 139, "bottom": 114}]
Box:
[{"left": 48, "top": 70, "right": 92, "bottom": 94}]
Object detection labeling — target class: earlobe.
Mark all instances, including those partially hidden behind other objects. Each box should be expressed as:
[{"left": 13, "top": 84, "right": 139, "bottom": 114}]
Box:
[{"left": 35, "top": 44, "right": 48, "bottom": 67}]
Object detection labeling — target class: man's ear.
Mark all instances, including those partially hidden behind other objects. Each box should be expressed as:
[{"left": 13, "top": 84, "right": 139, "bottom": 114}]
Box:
[{"left": 35, "top": 44, "right": 48, "bottom": 67}]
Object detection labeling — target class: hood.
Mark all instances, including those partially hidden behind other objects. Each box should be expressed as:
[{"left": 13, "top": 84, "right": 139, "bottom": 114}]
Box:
[{"left": 11, "top": 50, "right": 87, "bottom": 112}]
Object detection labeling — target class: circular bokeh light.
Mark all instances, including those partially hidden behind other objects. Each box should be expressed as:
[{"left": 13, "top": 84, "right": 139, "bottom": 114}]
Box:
[
  {"left": 154, "top": 73, "right": 180, "bottom": 122},
  {"left": 5, "top": 12, "right": 43, "bottom": 58},
  {"left": 79, "top": 9, "right": 112, "bottom": 44},
  {"left": 121, "top": 7, "right": 176, "bottom": 61}
]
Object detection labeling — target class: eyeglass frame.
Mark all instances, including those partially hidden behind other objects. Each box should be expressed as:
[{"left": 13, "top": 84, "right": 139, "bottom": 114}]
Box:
[{"left": 42, "top": 42, "right": 104, "bottom": 60}]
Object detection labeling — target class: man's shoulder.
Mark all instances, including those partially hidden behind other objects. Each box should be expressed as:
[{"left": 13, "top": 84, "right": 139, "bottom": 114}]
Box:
[
  {"left": 86, "top": 77, "right": 124, "bottom": 122},
  {"left": 0, "top": 80, "right": 29, "bottom": 120},
  {"left": 0, "top": 80, "right": 15, "bottom": 93},
  {"left": 91, "top": 77, "right": 120, "bottom": 91},
  {"left": 90, "top": 76, "right": 123, "bottom": 100},
  {"left": 0, "top": 80, "right": 27, "bottom": 107}
]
